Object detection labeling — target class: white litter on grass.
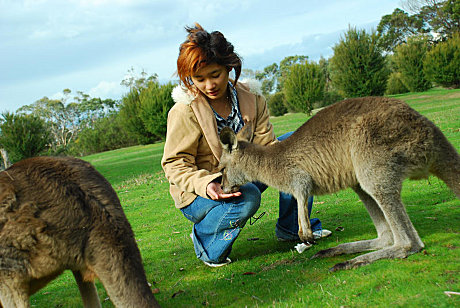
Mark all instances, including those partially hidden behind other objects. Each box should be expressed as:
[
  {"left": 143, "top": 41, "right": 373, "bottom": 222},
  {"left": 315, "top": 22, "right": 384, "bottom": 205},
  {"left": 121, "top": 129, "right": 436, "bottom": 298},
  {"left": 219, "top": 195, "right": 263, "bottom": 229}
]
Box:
[{"left": 294, "top": 242, "right": 312, "bottom": 253}]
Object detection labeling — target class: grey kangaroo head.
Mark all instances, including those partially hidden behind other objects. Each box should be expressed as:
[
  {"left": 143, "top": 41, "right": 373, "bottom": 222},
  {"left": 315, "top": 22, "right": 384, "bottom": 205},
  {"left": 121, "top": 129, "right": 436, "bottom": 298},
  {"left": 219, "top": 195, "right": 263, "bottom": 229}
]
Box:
[{"left": 219, "top": 126, "right": 251, "bottom": 194}]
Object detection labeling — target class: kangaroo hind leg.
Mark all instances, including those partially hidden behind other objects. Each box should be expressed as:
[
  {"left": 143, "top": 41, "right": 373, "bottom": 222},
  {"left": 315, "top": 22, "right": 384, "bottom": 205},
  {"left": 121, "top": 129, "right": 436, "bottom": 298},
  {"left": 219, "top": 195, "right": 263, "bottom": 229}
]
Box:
[
  {"left": 330, "top": 178, "right": 424, "bottom": 271},
  {"left": 312, "top": 184, "right": 394, "bottom": 260}
]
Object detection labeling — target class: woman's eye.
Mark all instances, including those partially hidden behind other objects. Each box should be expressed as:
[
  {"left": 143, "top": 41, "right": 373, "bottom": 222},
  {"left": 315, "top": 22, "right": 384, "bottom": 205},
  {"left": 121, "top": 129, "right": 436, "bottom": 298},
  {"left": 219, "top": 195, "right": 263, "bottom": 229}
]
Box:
[{"left": 212, "top": 73, "right": 220, "bottom": 79}]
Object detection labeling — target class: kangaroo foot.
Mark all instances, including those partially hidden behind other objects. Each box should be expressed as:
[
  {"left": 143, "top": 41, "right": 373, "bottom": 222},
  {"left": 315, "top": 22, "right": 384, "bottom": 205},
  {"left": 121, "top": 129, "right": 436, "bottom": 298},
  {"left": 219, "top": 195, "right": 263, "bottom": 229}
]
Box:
[
  {"left": 311, "top": 238, "right": 392, "bottom": 259},
  {"left": 327, "top": 244, "right": 422, "bottom": 272}
]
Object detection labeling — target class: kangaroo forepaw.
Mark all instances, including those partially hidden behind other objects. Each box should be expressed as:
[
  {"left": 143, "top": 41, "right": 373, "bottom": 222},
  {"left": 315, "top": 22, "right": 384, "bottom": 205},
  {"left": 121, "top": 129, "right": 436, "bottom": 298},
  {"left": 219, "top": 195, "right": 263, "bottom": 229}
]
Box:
[{"left": 299, "top": 233, "right": 315, "bottom": 244}]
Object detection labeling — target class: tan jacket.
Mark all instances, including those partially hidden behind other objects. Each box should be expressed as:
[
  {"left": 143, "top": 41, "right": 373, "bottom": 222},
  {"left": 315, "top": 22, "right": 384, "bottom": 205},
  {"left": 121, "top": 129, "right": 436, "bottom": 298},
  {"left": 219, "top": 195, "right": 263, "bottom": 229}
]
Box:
[{"left": 161, "top": 80, "right": 276, "bottom": 208}]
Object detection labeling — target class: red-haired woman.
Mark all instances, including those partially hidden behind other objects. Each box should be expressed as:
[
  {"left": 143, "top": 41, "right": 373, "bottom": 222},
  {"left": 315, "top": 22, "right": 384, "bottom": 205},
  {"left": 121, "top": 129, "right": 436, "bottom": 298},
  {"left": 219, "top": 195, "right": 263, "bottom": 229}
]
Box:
[{"left": 161, "top": 23, "right": 330, "bottom": 267}]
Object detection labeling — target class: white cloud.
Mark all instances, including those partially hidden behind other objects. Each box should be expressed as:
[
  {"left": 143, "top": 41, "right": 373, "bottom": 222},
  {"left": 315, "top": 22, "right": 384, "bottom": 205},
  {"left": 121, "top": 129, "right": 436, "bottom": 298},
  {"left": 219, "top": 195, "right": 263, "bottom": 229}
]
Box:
[{"left": 88, "top": 81, "right": 124, "bottom": 100}]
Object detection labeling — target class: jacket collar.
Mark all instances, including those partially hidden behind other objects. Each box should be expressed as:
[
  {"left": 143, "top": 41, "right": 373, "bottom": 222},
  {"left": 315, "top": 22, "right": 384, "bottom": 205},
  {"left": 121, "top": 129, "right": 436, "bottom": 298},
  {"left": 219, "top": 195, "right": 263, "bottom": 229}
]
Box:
[{"left": 171, "top": 80, "right": 260, "bottom": 161}]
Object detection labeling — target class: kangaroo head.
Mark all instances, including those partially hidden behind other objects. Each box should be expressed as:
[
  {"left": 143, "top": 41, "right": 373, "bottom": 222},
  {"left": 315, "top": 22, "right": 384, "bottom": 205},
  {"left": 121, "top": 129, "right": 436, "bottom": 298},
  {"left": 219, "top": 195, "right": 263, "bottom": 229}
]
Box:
[{"left": 219, "top": 126, "right": 252, "bottom": 194}]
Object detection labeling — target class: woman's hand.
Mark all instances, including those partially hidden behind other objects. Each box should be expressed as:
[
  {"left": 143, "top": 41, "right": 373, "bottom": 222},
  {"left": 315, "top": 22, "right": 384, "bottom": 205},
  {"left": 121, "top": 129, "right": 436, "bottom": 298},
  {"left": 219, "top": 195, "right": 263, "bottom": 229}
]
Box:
[{"left": 206, "top": 182, "right": 242, "bottom": 200}]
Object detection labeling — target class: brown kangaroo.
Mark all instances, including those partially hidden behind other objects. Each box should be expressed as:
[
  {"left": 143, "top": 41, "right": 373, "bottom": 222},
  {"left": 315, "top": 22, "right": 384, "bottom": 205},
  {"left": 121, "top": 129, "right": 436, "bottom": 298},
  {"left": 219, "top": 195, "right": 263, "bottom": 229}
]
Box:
[
  {"left": 219, "top": 96, "right": 459, "bottom": 271},
  {"left": 0, "top": 156, "right": 160, "bottom": 307}
]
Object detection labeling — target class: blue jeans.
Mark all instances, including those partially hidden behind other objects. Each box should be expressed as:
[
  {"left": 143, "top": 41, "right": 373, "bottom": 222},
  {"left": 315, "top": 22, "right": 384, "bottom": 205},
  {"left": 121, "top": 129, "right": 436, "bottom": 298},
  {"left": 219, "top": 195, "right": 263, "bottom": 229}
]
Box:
[{"left": 181, "top": 132, "right": 322, "bottom": 263}]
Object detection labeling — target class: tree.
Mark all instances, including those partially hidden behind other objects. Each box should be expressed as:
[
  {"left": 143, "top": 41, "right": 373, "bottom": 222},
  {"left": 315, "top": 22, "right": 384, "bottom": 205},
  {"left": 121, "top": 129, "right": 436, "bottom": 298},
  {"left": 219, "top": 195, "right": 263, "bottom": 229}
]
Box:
[
  {"left": 393, "top": 35, "right": 432, "bottom": 92},
  {"left": 139, "top": 82, "right": 176, "bottom": 141},
  {"left": 119, "top": 69, "right": 175, "bottom": 144},
  {"left": 405, "top": 0, "right": 460, "bottom": 39},
  {"left": 121, "top": 67, "right": 159, "bottom": 90},
  {"left": 378, "top": 1, "right": 460, "bottom": 52},
  {"left": 18, "top": 89, "right": 118, "bottom": 154},
  {"left": 424, "top": 33, "right": 460, "bottom": 88},
  {"left": 330, "top": 27, "right": 389, "bottom": 97},
  {"left": 283, "top": 61, "right": 325, "bottom": 114},
  {"left": 0, "top": 112, "right": 51, "bottom": 163},
  {"left": 267, "top": 92, "right": 287, "bottom": 116},
  {"left": 377, "top": 8, "right": 426, "bottom": 52},
  {"left": 255, "top": 63, "right": 279, "bottom": 96},
  {"left": 119, "top": 86, "right": 156, "bottom": 144},
  {"left": 255, "top": 55, "right": 308, "bottom": 96}
]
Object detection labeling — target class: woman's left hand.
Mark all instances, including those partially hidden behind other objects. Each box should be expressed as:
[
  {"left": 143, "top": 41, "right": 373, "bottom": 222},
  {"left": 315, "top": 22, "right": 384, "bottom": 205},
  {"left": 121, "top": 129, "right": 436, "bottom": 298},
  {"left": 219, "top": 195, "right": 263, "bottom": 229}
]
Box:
[{"left": 206, "top": 182, "right": 242, "bottom": 200}]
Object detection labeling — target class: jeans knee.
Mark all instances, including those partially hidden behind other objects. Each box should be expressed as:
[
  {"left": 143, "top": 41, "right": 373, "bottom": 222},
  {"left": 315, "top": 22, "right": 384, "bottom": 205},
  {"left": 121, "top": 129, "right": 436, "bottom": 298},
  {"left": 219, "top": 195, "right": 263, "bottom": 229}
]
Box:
[{"left": 237, "top": 183, "right": 261, "bottom": 219}]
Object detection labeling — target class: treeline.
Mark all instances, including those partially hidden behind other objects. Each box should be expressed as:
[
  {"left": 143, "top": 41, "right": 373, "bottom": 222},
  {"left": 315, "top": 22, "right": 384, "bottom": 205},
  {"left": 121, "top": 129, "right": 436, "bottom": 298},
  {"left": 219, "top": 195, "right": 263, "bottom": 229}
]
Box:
[
  {"left": 246, "top": 0, "right": 459, "bottom": 116},
  {"left": 0, "top": 0, "right": 458, "bottom": 167}
]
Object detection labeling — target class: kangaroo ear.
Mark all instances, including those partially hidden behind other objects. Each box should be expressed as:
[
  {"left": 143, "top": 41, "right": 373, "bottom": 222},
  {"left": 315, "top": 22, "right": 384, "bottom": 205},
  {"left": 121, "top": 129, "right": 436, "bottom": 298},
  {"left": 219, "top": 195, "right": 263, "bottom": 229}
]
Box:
[
  {"left": 237, "top": 123, "right": 253, "bottom": 142},
  {"left": 219, "top": 127, "right": 238, "bottom": 152}
]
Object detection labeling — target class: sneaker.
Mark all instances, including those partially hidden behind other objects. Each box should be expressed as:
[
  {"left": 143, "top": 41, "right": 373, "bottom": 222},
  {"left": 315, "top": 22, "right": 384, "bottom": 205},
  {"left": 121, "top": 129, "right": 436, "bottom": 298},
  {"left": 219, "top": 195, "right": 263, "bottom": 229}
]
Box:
[
  {"left": 313, "top": 229, "right": 332, "bottom": 240},
  {"left": 203, "top": 257, "right": 232, "bottom": 268}
]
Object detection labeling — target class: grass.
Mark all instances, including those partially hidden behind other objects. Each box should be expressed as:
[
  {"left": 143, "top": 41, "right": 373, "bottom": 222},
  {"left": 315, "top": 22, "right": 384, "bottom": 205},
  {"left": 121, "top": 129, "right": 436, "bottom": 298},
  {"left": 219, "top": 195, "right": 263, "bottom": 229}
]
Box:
[{"left": 30, "top": 88, "right": 459, "bottom": 307}]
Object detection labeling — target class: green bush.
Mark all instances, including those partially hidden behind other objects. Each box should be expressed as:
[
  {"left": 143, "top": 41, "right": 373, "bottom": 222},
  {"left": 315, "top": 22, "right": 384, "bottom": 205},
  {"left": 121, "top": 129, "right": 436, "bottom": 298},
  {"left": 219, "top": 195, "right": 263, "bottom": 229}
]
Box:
[
  {"left": 283, "top": 61, "right": 325, "bottom": 114},
  {"left": 330, "top": 27, "right": 389, "bottom": 97},
  {"left": 0, "top": 112, "right": 51, "bottom": 163},
  {"left": 267, "top": 92, "right": 287, "bottom": 116},
  {"left": 424, "top": 34, "right": 460, "bottom": 88},
  {"left": 139, "top": 82, "right": 175, "bottom": 141},
  {"left": 386, "top": 72, "right": 410, "bottom": 95},
  {"left": 393, "top": 36, "right": 432, "bottom": 92},
  {"left": 119, "top": 86, "right": 157, "bottom": 145},
  {"left": 71, "top": 113, "right": 137, "bottom": 156},
  {"left": 319, "top": 90, "right": 344, "bottom": 108}
]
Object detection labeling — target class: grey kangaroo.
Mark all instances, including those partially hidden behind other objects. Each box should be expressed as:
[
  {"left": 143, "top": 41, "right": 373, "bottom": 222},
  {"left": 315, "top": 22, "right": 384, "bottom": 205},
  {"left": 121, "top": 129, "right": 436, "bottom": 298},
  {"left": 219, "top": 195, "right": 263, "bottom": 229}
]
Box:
[
  {"left": 0, "top": 156, "right": 160, "bottom": 308},
  {"left": 219, "top": 96, "right": 459, "bottom": 271}
]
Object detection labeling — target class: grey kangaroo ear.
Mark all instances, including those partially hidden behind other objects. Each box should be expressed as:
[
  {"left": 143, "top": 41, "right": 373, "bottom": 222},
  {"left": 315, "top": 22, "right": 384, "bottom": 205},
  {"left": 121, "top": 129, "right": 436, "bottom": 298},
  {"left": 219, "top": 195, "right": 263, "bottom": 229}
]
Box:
[
  {"left": 236, "top": 123, "right": 253, "bottom": 142},
  {"left": 219, "top": 127, "right": 238, "bottom": 152}
]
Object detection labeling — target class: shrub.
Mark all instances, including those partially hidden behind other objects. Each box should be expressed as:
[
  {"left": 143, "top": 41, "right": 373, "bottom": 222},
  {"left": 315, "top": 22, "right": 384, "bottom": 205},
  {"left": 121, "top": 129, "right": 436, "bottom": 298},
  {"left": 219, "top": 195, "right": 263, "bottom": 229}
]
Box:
[
  {"left": 393, "top": 36, "right": 432, "bottom": 92},
  {"left": 386, "top": 72, "right": 410, "bottom": 95},
  {"left": 283, "top": 61, "right": 325, "bottom": 114},
  {"left": 424, "top": 34, "right": 460, "bottom": 88},
  {"left": 330, "top": 27, "right": 389, "bottom": 97},
  {"left": 139, "top": 82, "right": 175, "bottom": 141},
  {"left": 119, "top": 86, "right": 157, "bottom": 145},
  {"left": 71, "top": 113, "right": 137, "bottom": 156},
  {"left": 0, "top": 112, "right": 51, "bottom": 163},
  {"left": 267, "top": 92, "right": 287, "bottom": 116},
  {"left": 319, "top": 90, "right": 344, "bottom": 108}
]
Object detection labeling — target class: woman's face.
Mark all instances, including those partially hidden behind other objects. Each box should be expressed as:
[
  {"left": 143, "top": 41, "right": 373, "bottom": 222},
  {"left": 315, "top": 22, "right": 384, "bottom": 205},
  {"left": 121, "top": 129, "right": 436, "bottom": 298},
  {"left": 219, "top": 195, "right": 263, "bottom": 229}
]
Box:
[{"left": 191, "top": 63, "right": 230, "bottom": 101}]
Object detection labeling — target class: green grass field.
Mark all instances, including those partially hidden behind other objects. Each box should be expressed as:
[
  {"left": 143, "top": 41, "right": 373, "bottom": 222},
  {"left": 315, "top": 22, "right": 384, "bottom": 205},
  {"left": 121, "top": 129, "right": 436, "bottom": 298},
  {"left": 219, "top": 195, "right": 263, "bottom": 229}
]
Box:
[{"left": 30, "top": 89, "right": 459, "bottom": 307}]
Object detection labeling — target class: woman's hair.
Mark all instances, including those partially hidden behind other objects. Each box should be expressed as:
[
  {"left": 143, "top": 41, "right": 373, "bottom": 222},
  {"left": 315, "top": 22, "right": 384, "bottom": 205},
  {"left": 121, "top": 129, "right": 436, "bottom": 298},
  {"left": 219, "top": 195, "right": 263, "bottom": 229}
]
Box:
[{"left": 177, "top": 23, "right": 242, "bottom": 91}]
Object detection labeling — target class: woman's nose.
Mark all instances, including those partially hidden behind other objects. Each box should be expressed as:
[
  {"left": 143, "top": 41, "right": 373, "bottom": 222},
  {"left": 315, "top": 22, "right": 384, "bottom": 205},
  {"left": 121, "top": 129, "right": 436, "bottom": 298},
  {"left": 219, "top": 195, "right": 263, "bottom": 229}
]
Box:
[{"left": 206, "top": 79, "right": 215, "bottom": 90}]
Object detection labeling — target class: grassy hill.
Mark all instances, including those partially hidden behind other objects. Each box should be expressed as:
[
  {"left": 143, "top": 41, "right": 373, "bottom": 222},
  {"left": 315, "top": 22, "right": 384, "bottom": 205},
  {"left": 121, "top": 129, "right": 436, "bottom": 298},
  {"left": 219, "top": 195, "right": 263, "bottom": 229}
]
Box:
[{"left": 30, "top": 89, "right": 459, "bottom": 307}]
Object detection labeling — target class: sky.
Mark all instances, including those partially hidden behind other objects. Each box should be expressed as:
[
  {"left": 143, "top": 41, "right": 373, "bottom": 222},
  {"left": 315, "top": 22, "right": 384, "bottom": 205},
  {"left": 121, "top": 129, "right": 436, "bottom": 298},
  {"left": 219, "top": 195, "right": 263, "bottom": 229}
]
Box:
[{"left": 0, "top": 0, "right": 402, "bottom": 113}]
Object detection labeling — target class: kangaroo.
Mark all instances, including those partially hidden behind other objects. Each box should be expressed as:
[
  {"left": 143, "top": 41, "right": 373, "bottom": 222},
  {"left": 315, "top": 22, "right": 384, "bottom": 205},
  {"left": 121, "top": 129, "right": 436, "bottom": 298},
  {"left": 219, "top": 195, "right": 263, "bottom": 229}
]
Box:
[
  {"left": 0, "top": 156, "right": 160, "bottom": 308},
  {"left": 219, "top": 96, "right": 459, "bottom": 272}
]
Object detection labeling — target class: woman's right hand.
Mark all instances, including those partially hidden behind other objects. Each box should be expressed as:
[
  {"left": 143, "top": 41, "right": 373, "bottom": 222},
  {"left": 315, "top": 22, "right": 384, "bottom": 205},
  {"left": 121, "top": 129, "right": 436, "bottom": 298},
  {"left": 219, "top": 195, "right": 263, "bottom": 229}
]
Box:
[{"left": 206, "top": 182, "right": 242, "bottom": 200}]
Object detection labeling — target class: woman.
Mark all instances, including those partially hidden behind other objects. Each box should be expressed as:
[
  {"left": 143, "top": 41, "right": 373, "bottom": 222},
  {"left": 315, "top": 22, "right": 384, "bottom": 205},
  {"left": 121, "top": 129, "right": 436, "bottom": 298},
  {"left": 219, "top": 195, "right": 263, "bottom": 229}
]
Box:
[{"left": 162, "top": 23, "right": 330, "bottom": 267}]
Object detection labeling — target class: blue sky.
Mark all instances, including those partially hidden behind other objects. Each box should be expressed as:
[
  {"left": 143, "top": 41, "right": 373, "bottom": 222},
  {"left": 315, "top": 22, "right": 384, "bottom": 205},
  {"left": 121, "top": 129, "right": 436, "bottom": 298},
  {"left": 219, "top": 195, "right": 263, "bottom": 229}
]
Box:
[{"left": 0, "top": 0, "right": 402, "bottom": 112}]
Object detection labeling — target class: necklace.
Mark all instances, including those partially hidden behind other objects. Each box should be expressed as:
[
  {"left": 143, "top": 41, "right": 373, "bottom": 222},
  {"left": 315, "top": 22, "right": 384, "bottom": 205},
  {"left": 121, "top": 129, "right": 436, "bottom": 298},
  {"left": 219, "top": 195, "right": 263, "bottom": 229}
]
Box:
[{"left": 209, "top": 92, "right": 231, "bottom": 119}]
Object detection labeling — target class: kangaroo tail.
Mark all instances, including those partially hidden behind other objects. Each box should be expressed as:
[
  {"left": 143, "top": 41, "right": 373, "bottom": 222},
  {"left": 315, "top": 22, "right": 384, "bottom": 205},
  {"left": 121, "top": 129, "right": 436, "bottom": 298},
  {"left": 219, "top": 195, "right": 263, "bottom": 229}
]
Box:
[{"left": 430, "top": 126, "right": 460, "bottom": 198}]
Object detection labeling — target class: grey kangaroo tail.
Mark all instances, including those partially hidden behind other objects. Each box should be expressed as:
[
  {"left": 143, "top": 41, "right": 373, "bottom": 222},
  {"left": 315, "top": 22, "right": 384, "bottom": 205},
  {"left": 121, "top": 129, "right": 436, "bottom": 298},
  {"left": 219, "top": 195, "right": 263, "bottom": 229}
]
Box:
[{"left": 430, "top": 126, "right": 460, "bottom": 198}]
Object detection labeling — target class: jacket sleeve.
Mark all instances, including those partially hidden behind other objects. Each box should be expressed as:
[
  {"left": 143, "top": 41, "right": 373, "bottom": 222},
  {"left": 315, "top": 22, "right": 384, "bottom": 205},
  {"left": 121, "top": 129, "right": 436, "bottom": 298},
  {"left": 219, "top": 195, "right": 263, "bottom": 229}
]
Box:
[
  {"left": 252, "top": 94, "right": 277, "bottom": 146},
  {"left": 161, "top": 105, "right": 221, "bottom": 199}
]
